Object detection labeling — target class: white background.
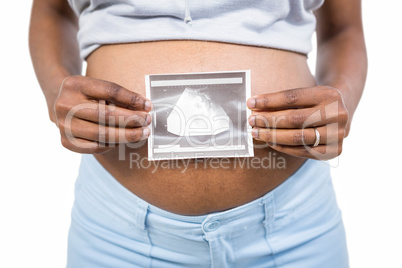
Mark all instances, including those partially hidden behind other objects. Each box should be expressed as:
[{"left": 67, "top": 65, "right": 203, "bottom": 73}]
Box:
[{"left": 1, "top": 1, "right": 401, "bottom": 267}]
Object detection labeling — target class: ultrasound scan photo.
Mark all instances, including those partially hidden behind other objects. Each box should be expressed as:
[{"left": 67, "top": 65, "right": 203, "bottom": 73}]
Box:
[{"left": 146, "top": 71, "right": 254, "bottom": 160}]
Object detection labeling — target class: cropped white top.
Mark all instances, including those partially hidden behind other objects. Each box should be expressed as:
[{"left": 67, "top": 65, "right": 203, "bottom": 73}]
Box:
[{"left": 67, "top": 0, "right": 325, "bottom": 59}]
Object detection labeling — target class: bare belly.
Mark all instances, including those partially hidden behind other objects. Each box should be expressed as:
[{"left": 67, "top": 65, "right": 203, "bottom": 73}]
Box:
[{"left": 86, "top": 41, "right": 315, "bottom": 215}]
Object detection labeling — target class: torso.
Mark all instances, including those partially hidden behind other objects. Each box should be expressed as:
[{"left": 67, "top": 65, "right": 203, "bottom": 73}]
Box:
[{"left": 86, "top": 40, "right": 315, "bottom": 215}]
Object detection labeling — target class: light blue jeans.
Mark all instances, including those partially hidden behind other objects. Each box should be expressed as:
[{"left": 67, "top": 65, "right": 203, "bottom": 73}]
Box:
[{"left": 67, "top": 155, "right": 349, "bottom": 268}]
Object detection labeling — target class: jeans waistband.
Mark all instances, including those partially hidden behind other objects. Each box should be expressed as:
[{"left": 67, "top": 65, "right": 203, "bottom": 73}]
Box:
[{"left": 76, "top": 154, "right": 331, "bottom": 229}]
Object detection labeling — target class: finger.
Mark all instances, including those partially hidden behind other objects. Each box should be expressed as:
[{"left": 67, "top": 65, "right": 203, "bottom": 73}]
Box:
[
  {"left": 64, "top": 118, "right": 150, "bottom": 144},
  {"left": 249, "top": 108, "right": 325, "bottom": 129},
  {"left": 72, "top": 101, "right": 151, "bottom": 128},
  {"left": 247, "top": 87, "right": 324, "bottom": 111},
  {"left": 252, "top": 127, "right": 327, "bottom": 146},
  {"left": 60, "top": 136, "right": 114, "bottom": 154},
  {"left": 267, "top": 142, "right": 343, "bottom": 160},
  {"left": 63, "top": 76, "right": 152, "bottom": 111},
  {"left": 253, "top": 124, "right": 344, "bottom": 146}
]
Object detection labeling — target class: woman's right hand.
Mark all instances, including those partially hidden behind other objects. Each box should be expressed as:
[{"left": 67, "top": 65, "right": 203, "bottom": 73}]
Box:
[{"left": 53, "top": 75, "right": 152, "bottom": 154}]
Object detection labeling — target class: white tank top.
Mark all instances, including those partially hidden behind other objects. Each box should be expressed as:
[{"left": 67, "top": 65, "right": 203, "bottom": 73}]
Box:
[{"left": 67, "top": 0, "right": 325, "bottom": 59}]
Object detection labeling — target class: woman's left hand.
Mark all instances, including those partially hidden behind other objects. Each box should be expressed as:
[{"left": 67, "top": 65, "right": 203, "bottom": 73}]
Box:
[{"left": 247, "top": 86, "right": 349, "bottom": 160}]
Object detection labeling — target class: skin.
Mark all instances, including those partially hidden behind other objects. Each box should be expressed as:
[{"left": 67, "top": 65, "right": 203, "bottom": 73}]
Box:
[
  {"left": 248, "top": 0, "right": 367, "bottom": 160},
  {"left": 29, "top": 0, "right": 367, "bottom": 214}
]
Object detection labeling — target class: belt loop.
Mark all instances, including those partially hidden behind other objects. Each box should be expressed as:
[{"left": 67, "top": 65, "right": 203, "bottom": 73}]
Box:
[
  {"left": 127, "top": 199, "right": 150, "bottom": 244},
  {"left": 135, "top": 200, "right": 149, "bottom": 230},
  {"left": 262, "top": 194, "right": 275, "bottom": 232}
]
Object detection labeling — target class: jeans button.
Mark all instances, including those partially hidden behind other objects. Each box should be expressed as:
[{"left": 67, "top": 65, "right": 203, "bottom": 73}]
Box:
[{"left": 203, "top": 221, "right": 220, "bottom": 232}]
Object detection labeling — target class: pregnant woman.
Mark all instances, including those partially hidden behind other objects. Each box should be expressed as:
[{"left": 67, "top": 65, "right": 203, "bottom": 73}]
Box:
[{"left": 29, "top": 0, "right": 367, "bottom": 267}]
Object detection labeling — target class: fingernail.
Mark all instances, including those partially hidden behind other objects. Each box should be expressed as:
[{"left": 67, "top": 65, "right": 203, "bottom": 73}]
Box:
[
  {"left": 145, "top": 114, "right": 152, "bottom": 125},
  {"left": 141, "top": 128, "right": 150, "bottom": 140},
  {"left": 247, "top": 98, "right": 256, "bottom": 108},
  {"left": 252, "top": 128, "right": 259, "bottom": 138},
  {"left": 249, "top": 115, "right": 256, "bottom": 126},
  {"left": 145, "top": 100, "right": 152, "bottom": 111}
]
